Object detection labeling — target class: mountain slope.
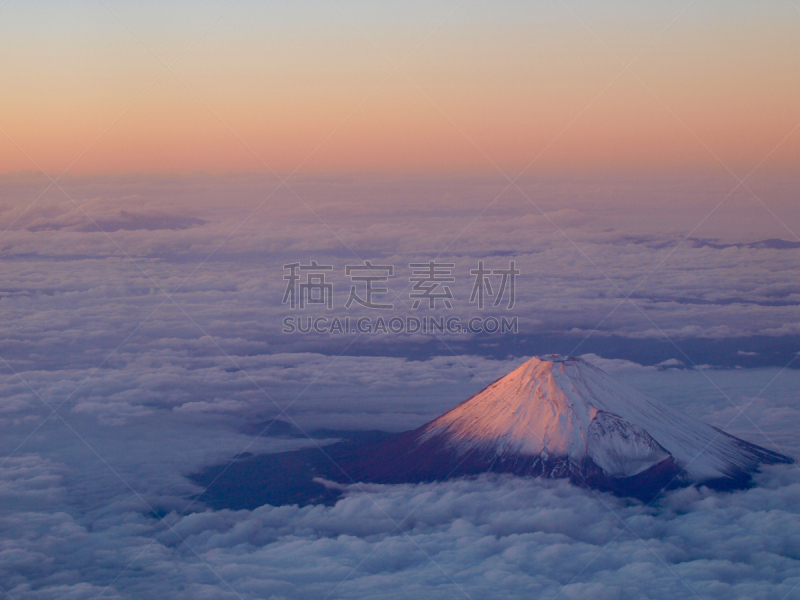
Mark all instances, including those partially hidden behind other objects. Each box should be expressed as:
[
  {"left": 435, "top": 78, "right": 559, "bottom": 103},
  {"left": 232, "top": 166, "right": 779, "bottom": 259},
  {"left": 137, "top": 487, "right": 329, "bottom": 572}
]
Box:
[{"left": 341, "top": 355, "right": 792, "bottom": 499}]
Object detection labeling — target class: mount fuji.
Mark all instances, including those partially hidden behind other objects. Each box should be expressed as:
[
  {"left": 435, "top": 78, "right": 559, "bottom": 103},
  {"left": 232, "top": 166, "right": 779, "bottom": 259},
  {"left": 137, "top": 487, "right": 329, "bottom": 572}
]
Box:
[
  {"left": 195, "top": 355, "right": 794, "bottom": 508},
  {"left": 337, "top": 355, "right": 793, "bottom": 499}
]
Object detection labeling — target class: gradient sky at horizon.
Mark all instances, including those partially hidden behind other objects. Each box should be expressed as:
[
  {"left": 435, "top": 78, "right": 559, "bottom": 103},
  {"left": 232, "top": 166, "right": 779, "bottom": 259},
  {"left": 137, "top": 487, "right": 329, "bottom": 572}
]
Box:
[{"left": 1, "top": 0, "right": 799, "bottom": 176}]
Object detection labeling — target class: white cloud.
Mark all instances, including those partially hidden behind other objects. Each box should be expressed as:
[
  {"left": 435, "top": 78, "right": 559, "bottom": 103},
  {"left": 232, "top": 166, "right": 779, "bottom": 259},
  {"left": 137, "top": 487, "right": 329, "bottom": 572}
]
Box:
[
  {"left": 2, "top": 460, "right": 799, "bottom": 599},
  {"left": 656, "top": 358, "right": 685, "bottom": 368},
  {"left": 580, "top": 354, "right": 656, "bottom": 373}
]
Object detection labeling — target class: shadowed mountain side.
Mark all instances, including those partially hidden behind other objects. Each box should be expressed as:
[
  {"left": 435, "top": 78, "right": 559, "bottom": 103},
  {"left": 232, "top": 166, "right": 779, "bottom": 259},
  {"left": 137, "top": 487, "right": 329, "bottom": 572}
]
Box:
[
  {"left": 190, "top": 431, "right": 394, "bottom": 509},
  {"left": 190, "top": 428, "right": 783, "bottom": 509}
]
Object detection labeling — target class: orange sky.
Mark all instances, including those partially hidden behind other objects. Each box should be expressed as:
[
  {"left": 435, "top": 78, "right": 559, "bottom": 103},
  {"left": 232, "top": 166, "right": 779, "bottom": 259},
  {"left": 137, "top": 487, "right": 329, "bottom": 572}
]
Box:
[{"left": 1, "top": 1, "right": 798, "bottom": 176}]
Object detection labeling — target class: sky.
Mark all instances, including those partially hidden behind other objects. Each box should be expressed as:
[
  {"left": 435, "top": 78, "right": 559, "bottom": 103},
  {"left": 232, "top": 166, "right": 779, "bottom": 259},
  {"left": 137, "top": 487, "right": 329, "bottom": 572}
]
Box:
[{"left": 2, "top": 0, "right": 800, "bottom": 175}]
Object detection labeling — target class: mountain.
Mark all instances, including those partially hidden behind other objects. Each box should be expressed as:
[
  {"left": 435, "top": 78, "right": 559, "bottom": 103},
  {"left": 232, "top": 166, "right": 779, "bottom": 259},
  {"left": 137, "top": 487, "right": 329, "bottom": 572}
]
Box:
[
  {"left": 339, "top": 355, "right": 792, "bottom": 499},
  {"left": 194, "top": 355, "right": 794, "bottom": 509}
]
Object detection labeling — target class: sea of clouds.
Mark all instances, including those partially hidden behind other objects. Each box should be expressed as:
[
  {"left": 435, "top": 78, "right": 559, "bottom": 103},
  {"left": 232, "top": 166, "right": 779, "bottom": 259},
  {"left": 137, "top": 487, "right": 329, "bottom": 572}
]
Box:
[{"left": 1, "top": 173, "right": 799, "bottom": 598}]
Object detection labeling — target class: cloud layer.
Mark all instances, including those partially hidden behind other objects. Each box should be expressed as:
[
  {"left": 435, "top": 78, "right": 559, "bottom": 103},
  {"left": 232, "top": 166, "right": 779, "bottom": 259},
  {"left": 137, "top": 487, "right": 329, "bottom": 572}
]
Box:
[
  {"left": 2, "top": 457, "right": 799, "bottom": 599},
  {"left": 1, "top": 174, "right": 799, "bottom": 598}
]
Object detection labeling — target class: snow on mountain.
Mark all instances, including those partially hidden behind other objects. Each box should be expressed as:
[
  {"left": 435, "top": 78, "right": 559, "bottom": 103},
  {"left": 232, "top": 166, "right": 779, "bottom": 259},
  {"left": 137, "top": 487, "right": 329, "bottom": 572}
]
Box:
[{"left": 417, "top": 355, "right": 791, "bottom": 482}]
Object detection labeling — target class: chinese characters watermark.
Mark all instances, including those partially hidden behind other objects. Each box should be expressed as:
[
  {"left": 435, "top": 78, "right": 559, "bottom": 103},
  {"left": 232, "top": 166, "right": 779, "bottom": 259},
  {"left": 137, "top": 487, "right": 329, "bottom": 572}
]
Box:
[
  {"left": 469, "top": 260, "right": 519, "bottom": 309},
  {"left": 282, "top": 261, "right": 333, "bottom": 309},
  {"left": 281, "top": 259, "right": 520, "bottom": 335},
  {"left": 345, "top": 261, "right": 394, "bottom": 310}
]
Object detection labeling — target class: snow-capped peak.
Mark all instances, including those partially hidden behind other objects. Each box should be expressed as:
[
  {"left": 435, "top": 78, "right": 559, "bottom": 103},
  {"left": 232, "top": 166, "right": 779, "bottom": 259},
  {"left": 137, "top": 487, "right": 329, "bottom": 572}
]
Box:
[{"left": 420, "top": 355, "right": 789, "bottom": 480}]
